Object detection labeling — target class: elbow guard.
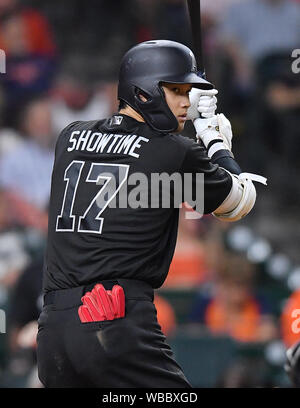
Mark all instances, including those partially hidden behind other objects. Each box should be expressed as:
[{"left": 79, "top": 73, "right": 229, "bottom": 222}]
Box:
[{"left": 213, "top": 172, "right": 267, "bottom": 222}]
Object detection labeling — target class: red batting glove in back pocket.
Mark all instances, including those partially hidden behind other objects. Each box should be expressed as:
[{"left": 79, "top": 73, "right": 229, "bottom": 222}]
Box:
[
  {"left": 78, "top": 284, "right": 125, "bottom": 323},
  {"left": 111, "top": 285, "right": 125, "bottom": 318}
]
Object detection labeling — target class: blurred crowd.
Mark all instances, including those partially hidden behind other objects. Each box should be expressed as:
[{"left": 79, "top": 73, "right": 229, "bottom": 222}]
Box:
[{"left": 0, "top": 0, "right": 299, "bottom": 388}]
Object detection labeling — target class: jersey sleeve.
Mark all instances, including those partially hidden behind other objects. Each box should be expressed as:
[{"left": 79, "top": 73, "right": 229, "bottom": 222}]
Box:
[{"left": 180, "top": 140, "right": 232, "bottom": 214}]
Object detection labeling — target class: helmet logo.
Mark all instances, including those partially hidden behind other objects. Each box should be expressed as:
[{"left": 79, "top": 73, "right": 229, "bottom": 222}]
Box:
[{"left": 189, "top": 51, "right": 197, "bottom": 72}]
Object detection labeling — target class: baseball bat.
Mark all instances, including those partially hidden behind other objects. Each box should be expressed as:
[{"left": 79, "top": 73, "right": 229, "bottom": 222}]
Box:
[{"left": 187, "top": 0, "right": 205, "bottom": 77}]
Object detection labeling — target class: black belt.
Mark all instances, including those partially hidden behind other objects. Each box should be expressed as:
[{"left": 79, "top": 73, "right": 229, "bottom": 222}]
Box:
[{"left": 43, "top": 278, "right": 154, "bottom": 309}]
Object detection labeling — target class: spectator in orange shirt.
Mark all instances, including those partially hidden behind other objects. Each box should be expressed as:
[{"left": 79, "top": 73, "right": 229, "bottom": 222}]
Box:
[
  {"left": 281, "top": 289, "right": 300, "bottom": 348},
  {"left": 163, "top": 206, "right": 208, "bottom": 288},
  {"left": 154, "top": 294, "right": 177, "bottom": 338},
  {"left": 0, "top": 96, "right": 54, "bottom": 232},
  {"left": 0, "top": 0, "right": 55, "bottom": 56},
  {"left": 0, "top": 0, "right": 57, "bottom": 125},
  {"left": 189, "top": 253, "right": 278, "bottom": 342}
]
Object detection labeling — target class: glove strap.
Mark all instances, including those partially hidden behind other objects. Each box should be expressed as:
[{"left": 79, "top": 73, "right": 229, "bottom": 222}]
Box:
[{"left": 239, "top": 172, "right": 267, "bottom": 186}]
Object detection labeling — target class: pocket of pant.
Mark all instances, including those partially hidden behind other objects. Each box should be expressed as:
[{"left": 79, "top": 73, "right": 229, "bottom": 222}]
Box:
[
  {"left": 79, "top": 315, "right": 138, "bottom": 360},
  {"left": 79, "top": 317, "right": 124, "bottom": 331}
]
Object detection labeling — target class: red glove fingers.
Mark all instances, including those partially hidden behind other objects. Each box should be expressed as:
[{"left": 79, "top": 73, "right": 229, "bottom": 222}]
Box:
[
  {"left": 112, "top": 285, "right": 125, "bottom": 318},
  {"left": 92, "top": 284, "right": 115, "bottom": 321},
  {"left": 78, "top": 304, "right": 93, "bottom": 323},
  {"left": 81, "top": 291, "right": 107, "bottom": 321},
  {"left": 106, "top": 290, "right": 118, "bottom": 318}
]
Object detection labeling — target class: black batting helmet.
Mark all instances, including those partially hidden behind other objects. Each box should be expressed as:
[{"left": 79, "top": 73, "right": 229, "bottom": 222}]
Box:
[{"left": 118, "top": 40, "right": 213, "bottom": 133}]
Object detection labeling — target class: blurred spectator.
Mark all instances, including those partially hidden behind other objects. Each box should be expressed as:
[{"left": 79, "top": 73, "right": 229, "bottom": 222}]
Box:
[
  {"left": 257, "top": 55, "right": 300, "bottom": 204},
  {"left": 215, "top": 0, "right": 300, "bottom": 202},
  {"left": 189, "top": 253, "right": 278, "bottom": 342},
  {"left": 215, "top": 0, "right": 300, "bottom": 119},
  {"left": 139, "top": 0, "right": 192, "bottom": 46},
  {"left": 8, "top": 257, "right": 43, "bottom": 353},
  {"left": 163, "top": 207, "right": 208, "bottom": 288},
  {"left": 133, "top": 0, "right": 158, "bottom": 43},
  {"left": 201, "top": 0, "right": 246, "bottom": 23},
  {"left": 50, "top": 73, "right": 115, "bottom": 134},
  {"left": 0, "top": 96, "right": 55, "bottom": 232},
  {"left": 46, "top": 0, "right": 137, "bottom": 81},
  {"left": 3, "top": 256, "right": 43, "bottom": 387},
  {"left": 0, "top": 1, "right": 57, "bottom": 126},
  {"left": 0, "top": 0, "right": 56, "bottom": 56},
  {"left": 281, "top": 289, "right": 300, "bottom": 348},
  {"left": 219, "top": 0, "right": 300, "bottom": 92},
  {"left": 247, "top": 54, "right": 300, "bottom": 206},
  {"left": 216, "top": 357, "right": 273, "bottom": 387},
  {"left": 265, "top": 83, "right": 300, "bottom": 111},
  {"left": 195, "top": 0, "right": 248, "bottom": 81},
  {"left": 154, "top": 294, "right": 177, "bottom": 337},
  {"left": 0, "top": 126, "right": 22, "bottom": 156},
  {"left": 0, "top": 231, "right": 29, "bottom": 290}
]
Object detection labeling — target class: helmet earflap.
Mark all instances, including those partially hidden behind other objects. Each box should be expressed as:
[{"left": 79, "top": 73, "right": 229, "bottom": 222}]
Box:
[{"left": 132, "top": 83, "right": 179, "bottom": 133}]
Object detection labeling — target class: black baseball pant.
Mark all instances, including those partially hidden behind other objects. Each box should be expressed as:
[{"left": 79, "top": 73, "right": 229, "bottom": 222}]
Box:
[{"left": 36, "top": 278, "right": 191, "bottom": 388}]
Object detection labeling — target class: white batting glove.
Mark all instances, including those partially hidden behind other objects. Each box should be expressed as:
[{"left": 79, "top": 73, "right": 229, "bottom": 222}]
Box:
[
  {"left": 193, "top": 113, "right": 233, "bottom": 156},
  {"left": 187, "top": 88, "right": 218, "bottom": 121}
]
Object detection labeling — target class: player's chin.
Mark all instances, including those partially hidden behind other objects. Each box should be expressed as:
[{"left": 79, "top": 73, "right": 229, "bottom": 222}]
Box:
[{"left": 176, "top": 118, "right": 187, "bottom": 133}]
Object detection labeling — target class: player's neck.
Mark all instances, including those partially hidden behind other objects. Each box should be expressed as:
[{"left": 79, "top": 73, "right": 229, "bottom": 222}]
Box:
[{"left": 119, "top": 105, "right": 145, "bottom": 123}]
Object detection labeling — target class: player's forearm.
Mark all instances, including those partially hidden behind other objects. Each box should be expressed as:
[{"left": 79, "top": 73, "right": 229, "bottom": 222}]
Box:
[
  {"left": 192, "top": 115, "right": 266, "bottom": 222},
  {"left": 187, "top": 87, "right": 267, "bottom": 222},
  {"left": 210, "top": 149, "right": 242, "bottom": 175}
]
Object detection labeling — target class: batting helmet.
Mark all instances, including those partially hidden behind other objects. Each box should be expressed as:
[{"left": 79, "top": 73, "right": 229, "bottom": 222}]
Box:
[{"left": 118, "top": 40, "right": 213, "bottom": 133}]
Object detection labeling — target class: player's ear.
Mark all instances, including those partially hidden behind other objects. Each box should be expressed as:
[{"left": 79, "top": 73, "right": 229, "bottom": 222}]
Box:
[
  {"left": 135, "top": 88, "right": 151, "bottom": 104},
  {"left": 138, "top": 93, "right": 147, "bottom": 102}
]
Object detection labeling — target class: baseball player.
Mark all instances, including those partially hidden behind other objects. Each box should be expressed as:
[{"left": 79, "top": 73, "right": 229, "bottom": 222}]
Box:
[{"left": 37, "top": 40, "right": 265, "bottom": 387}]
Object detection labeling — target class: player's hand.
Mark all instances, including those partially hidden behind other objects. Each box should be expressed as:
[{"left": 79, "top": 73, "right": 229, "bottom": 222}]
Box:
[
  {"left": 285, "top": 340, "right": 300, "bottom": 387},
  {"left": 187, "top": 88, "right": 218, "bottom": 121},
  {"left": 193, "top": 113, "right": 233, "bottom": 153}
]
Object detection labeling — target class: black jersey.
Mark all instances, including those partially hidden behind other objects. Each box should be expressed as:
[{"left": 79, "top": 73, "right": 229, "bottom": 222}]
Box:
[{"left": 43, "top": 114, "right": 232, "bottom": 291}]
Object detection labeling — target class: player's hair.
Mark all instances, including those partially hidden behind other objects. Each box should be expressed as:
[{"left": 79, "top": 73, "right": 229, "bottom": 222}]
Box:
[{"left": 118, "top": 99, "right": 127, "bottom": 111}]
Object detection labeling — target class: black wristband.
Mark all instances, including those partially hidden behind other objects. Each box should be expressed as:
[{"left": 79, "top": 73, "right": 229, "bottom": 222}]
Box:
[{"left": 211, "top": 149, "right": 242, "bottom": 175}]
